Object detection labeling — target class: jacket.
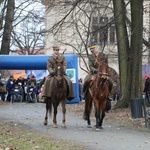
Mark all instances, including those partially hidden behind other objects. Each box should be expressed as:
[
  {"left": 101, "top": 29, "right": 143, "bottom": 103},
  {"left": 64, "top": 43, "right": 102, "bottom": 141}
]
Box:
[
  {"left": 6, "top": 78, "right": 15, "bottom": 91},
  {"left": 10, "top": 88, "right": 23, "bottom": 95},
  {"left": 27, "top": 86, "right": 38, "bottom": 94},
  {"left": 88, "top": 52, "right": 107, "bottom": 74}
]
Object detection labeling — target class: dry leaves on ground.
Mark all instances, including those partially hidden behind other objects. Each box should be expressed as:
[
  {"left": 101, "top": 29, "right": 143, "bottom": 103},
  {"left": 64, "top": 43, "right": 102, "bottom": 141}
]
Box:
[{"left": 66, "top": 101, "right": 149, "bottom": 131}]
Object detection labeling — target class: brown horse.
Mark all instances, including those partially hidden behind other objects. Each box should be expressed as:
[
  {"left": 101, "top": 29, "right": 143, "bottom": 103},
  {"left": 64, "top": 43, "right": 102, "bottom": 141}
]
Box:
[
  {"left": 84, "top": 57, "right": 110, "bottom": 131},
  {"left": 43, "top": 61, "right": 68, "bottom": 128}
]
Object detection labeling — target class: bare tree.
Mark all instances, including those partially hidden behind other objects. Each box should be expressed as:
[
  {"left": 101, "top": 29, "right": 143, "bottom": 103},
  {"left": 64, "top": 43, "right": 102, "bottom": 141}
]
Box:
[
  {"left": 112, "top": 0, "right": 143, "bottom": 108},
  {"left": 1, "top": 0, "right": 15, "bottom": 54},
  {"left": 11, "top": 12, "right": 45, "bottom": 55},
  {"left": 0, "top": 0, "right": 45, "bottom": 54}
]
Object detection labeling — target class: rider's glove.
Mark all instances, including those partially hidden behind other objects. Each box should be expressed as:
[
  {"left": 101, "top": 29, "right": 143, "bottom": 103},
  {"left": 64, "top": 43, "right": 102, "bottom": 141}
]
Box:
[
  {"left": 94, "top": 70, "right": 98, "bottom": 74},
  {"left": 50, "top": 72, "right": 56, "bottom": 77}
]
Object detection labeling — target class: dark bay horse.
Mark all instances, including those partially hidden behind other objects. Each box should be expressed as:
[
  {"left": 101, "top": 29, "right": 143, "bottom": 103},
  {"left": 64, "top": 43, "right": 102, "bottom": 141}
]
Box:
[
  {"left": 84, "top": 57, "right": 110, "bottom": 131},
  {"left": 43, "top": 61, "right": 68, "bottom": 128}
]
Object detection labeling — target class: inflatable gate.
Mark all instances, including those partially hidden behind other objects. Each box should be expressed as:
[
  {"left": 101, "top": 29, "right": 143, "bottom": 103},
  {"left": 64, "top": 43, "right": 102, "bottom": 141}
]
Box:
[{"left": 0, "top": 54, "right": 80, "bottom": 103}]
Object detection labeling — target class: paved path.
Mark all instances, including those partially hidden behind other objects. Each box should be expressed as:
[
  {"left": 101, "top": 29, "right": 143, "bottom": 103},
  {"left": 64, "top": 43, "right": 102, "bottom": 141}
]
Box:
[{"left": 0, "top": 102, "right": 150, "bottom": 150}]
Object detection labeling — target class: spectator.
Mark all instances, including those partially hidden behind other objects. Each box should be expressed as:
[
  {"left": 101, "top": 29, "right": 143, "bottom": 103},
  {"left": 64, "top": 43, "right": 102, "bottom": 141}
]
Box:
[
  {"left": 0, "top": 77, "right": 6, "bottom": 101},
  {"left": 10, "top": 84, "right": 23, "bottom": 102},
  {"left": 27, "top": 75, "right": 37, "bottom": 86},
  {"left": 6, "top": 76, "right": 15, "bottom": 102},
  {"left": 78, "top": 78, "right": 84, "bottom": 101},
  {"left": 22, "top": 77, "right": 29, "bottom": 101},
  {"left": 27, "top": 82, "right": 38, "bottom": 102},
  {"left": 143, "top": 74, "right": 150, "bottom": 104},
  {"left": 15, "top": 76, "right": 24, "bottom": 88}
]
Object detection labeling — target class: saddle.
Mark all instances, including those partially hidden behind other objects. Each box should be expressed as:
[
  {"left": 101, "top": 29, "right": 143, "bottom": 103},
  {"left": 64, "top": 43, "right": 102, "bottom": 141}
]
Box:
[{"left": 84, "top": 75, "right": 96, "bottom": 95}]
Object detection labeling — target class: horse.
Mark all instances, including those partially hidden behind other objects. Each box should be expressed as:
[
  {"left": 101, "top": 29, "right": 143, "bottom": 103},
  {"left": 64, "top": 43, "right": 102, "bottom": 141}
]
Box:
[
  {"left": 43, "top": 60, "right": 68, "bottom": 128},
  {"left": 83, "top": 57, "right": 110, "bottom": 131}
]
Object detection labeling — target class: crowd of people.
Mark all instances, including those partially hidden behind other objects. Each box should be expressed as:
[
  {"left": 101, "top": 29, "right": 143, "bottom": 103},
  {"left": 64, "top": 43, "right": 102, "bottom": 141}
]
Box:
[{"left": 0, "top": 75, "right": 45, "bottom": 103}]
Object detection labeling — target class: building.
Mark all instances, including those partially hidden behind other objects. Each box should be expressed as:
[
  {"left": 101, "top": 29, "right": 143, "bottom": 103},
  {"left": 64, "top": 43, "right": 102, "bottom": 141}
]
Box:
[{"left": 41, "top": 0, "right": 150, "bottom": 80}]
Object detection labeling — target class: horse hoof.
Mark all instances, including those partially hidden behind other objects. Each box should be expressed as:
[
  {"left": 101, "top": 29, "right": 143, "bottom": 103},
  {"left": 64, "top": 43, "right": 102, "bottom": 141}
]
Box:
[
  {"left": 87, "top": 125, "right": 92, "bottom": 128},
  {"left": 53, "top": 124, "right": 58, "bottom": 128},
  {"left": 61, "top": 125, "right": 66, "bottom": 128},
  {"left": 92, "top": 126, "right": 101, "bottom": 131},
  {"left": 43, "top": 122, "right": 47, "bottom": 126},
  {"left": 95, "top": 128, "right": 101, "bottom": 131}
]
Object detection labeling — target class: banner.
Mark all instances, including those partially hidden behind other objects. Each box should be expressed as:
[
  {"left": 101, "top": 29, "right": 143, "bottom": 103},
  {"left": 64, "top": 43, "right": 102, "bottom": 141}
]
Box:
[{"left": 26, "top": 70, "right": 46, "bottom": 80}]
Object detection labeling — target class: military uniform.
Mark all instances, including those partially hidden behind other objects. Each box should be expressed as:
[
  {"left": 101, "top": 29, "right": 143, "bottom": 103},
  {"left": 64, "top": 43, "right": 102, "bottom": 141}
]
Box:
[{"left": 42, "top": 52, "right": 74, "bottom": 100}]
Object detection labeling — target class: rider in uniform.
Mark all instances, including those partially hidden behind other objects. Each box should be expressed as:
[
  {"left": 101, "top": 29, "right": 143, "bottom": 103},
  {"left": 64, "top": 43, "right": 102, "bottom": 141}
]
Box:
[
  {"left": 42, "top": 45, "right": 74, "bottom": 101},
  {"left": 83, "top": 45, "right": 113, "bottom": 110}
]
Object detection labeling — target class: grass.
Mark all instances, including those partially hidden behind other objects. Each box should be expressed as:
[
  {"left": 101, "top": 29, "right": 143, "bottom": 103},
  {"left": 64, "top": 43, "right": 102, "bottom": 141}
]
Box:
[{"left": 0, "top": 119, "right": 87, "bottom": 150}]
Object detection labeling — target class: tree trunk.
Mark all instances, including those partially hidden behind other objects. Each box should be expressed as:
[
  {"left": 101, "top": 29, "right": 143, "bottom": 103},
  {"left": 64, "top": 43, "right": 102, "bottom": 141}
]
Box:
[
  {"left": 113, "top": 0, "right": 130, "bottom": 108},
  {"left": 113, "top": 0, "right": 143, "bottom": 108},
  {"left": 1, "top": 0, "right": 15, "bottom": 54},
  {"left": 129, "top": 0, "right": 143, "bottom": 99}
]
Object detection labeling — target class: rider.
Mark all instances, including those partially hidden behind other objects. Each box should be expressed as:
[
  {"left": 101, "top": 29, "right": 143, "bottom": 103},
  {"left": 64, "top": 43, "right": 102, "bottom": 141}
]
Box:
[
  {"left": 41, "top": 45, "right": 74, "bottom": 101},
  {"left": 83, "top": 45, "right": 113, "bottom": 106}
]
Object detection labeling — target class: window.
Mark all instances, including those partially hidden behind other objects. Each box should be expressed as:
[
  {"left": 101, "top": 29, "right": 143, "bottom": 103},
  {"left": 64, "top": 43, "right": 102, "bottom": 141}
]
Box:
[
  {"left": 91, "top": 16, "right": 116, "bottom": 45},
  {"left": 110, "top": 26, "right": 115, "bottom": 43}
]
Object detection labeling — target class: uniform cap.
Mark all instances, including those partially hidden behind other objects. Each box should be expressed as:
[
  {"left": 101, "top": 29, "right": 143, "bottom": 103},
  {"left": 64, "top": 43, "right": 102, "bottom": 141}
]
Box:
[
  {"left": 53, "top": 45, "right": 60, "bottom": 50},
  {"left": 89, "top": 45, "right": 96, "bottom": 51}
]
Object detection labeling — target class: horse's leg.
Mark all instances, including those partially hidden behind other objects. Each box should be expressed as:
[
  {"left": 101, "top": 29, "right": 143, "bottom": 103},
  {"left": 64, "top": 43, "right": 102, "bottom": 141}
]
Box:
[
  {"left": 43, "top": 98, "right": 49, "bottom": 125},
  {"left": 95, "top": 109, "right": 100, "bottom": 130},
  {"left": 99, "top": 101, "right": 107, "bottom": 128},
  {"left": 61, "top": 100, "right": 66, "bottom": 128},
  {"left": 94, "top": 100, "right": 100, "bottom": 131},
  {"left": 53, "top": 102, "right": 58, "bottom": 128},
  {"left": 99, "top": 110, "right": 105, "bottom": 129}
]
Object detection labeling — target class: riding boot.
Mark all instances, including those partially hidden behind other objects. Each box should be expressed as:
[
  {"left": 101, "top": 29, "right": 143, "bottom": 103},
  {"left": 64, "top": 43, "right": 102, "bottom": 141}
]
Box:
[
  {"left": 107, "top": 78, "right": 113, "bottom": 101},
  {"left": 83, "top": 81, "right": 88, "bottom": 92},
  {"left": 82, "top": 81, "right": 87, "bottom": 100},
  {"left": 108, "top": 78, "right": 113, "bottom": 93},
  {"left": 105, "top": 99, "right": 111, "bottom": 113}
]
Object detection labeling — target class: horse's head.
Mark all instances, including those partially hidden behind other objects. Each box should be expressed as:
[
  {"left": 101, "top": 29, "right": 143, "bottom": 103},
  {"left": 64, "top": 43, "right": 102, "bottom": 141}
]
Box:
[
  {"left": 54, "top": 61, "right": 64, "bottom": 80},
  {"left": 97, "top": 56, "right": 109, "bottom": 83}
]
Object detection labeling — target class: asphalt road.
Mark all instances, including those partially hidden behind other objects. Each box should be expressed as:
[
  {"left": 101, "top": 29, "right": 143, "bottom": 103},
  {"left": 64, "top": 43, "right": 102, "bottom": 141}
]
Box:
[{"left": 0, "top": 102, "right": 150, "bottom": 150}]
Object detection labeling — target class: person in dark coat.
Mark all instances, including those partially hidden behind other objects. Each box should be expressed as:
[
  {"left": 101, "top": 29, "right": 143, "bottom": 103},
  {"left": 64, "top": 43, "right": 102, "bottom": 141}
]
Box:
[
  {"left": 6, "top": 76, "right": 15, "bottom": 102},
  {"left": 10, "top": 84, "right": 23, "bottom": 95},
  {"left": 42, "top": 45, "right": 74, "bottom": 100},
  {"left": 10, "top": 84, "right": 23, "bottom": 102},
  {"left": 78, "top": 78, "right": 84, "bottom": 101},
  {"left": 143, "top": 74, "right": 150, "bottom": 104}
]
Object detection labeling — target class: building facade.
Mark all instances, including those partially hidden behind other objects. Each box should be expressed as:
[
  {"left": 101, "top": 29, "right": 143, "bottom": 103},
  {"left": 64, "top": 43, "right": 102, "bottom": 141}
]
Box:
[{"left": 41, "top": 0, "right": 150, "bottom": 80}]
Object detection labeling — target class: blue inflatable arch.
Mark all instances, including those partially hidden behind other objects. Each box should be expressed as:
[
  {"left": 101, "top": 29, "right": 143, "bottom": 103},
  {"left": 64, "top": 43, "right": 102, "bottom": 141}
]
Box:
[
  {"left": 0, "top": 54, "right": 79, "bottom": 103},
  {"left": 0, "top": 55, "right": 50, "bottom": 70}
]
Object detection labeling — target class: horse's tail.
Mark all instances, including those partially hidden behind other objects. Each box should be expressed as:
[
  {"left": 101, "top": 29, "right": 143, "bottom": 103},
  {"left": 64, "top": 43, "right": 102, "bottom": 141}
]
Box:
[
  {"left": 46, "top": 98, "right": 52, "bottom": 117},
  {"left": 83, "top": 97, "right": 92, "bottom": 120}
]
